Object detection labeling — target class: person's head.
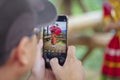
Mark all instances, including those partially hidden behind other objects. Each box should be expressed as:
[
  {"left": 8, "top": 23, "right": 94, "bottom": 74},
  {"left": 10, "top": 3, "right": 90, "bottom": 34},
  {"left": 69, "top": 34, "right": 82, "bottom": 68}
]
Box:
[{"left": 0, "top": 0, "right": 57, "bottom": 79}]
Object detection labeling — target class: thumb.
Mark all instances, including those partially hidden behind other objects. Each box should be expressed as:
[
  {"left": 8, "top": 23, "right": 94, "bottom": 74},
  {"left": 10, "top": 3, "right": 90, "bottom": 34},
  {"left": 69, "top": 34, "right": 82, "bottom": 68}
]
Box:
[{"left": 50, "top": 58, "right": 62, "bottom": 73}]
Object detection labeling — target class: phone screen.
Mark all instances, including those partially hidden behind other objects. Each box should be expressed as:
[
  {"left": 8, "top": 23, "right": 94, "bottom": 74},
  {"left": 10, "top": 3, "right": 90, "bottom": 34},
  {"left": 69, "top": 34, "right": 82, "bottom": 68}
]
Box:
[
  {"left": 43, "top": 21, "right": 67, "bottom": 55},
  {"left": 43, "top": 16, "right": 67, "bottom": 67}
]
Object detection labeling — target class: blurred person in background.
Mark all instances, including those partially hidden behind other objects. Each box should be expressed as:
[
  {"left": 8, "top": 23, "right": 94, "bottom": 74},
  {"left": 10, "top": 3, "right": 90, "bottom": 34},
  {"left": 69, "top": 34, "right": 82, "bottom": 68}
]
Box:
[{"left": 101, "top": 0, "right": 120, "bottom": 80}]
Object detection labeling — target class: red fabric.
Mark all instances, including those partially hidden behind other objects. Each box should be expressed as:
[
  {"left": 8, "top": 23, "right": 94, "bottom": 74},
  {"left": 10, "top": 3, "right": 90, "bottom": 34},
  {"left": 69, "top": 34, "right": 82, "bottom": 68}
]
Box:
[
  {"left": 108, "top": 35, "right": 120, "bottom": 49},
  {"left": 105, "top": 54, "right": 120, "bottom": 62},
  {"left": 102, "top": 65, "right": 120, "bottom": 77},
  {"left": 102, "top": 34, "right": 120, "bottom": 77}
]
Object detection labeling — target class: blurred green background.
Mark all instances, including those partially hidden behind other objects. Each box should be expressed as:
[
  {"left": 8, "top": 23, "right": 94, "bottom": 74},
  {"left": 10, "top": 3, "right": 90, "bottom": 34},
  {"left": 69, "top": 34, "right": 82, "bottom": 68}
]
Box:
[
  {"left": 50, "top": 0, "right": 105, "bottom": 80},
  {"left": 50, "top": 0, "right": 104, "bottom": 15}
]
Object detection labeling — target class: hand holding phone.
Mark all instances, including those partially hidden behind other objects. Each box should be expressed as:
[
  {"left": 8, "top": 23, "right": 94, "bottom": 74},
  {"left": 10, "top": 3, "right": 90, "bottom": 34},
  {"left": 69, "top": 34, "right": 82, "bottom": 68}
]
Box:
[
  {"left": 50, "top": 46, "right": 85, "bottom": 80},
  {"left": 43, "top": 16, "right": 68, "bottom": 68}
]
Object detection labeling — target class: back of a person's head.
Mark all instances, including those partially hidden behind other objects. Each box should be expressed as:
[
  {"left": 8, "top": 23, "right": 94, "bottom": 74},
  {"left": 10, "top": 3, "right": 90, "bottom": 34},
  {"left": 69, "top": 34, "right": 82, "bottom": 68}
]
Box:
[
  {"left": 0, "top": 0, "right": 34, "bottom": 66},
  {"left": 0, "top": 0, "right": 57, "bottom": 66}
]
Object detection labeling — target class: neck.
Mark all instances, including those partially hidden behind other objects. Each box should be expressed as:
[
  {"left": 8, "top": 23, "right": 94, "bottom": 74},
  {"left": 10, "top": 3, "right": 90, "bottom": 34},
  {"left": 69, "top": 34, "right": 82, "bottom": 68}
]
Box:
[{"left": 0, "top": 65, "right": 19, "bottom": 80}]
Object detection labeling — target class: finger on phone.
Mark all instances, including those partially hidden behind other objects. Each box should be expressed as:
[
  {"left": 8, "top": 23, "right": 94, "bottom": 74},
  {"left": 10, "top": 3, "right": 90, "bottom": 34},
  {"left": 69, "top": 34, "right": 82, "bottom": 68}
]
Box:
[
  {"left": 66, "top": 46, "right": 76, "bottom": 61},
  {"left": 50, "top": 58, "right": 62, "bottom": 73}
]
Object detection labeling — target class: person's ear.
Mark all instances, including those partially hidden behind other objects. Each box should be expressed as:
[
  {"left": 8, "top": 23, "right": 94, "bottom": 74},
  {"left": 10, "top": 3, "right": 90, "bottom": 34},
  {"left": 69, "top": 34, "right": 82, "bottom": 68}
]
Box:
[{"left": 15, "top": 37, "right": 30, "bottom": 66}]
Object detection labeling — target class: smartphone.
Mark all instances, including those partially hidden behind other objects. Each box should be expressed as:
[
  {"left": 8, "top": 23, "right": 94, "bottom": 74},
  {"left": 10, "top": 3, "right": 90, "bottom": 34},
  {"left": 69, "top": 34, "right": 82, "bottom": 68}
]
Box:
[{"left": 43, "top": 15, "right": 68, "bottom": 68}]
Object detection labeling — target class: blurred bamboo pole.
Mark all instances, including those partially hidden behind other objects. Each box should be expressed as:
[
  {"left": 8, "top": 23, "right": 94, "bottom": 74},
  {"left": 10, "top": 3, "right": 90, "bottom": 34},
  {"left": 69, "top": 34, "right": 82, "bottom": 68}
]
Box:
[
  {"left": 68, "top": 11, "right": 113, "bottom": 48},
  {"left": 40, "top": 11, "right": 112, "bottom": 48}
]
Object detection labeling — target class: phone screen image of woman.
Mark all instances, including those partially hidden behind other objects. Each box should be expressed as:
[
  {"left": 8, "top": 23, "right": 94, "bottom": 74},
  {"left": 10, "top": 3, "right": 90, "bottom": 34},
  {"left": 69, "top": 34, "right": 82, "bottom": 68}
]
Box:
[{"left": 43, "top": 21, "right": 67, "bottom": 54}]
